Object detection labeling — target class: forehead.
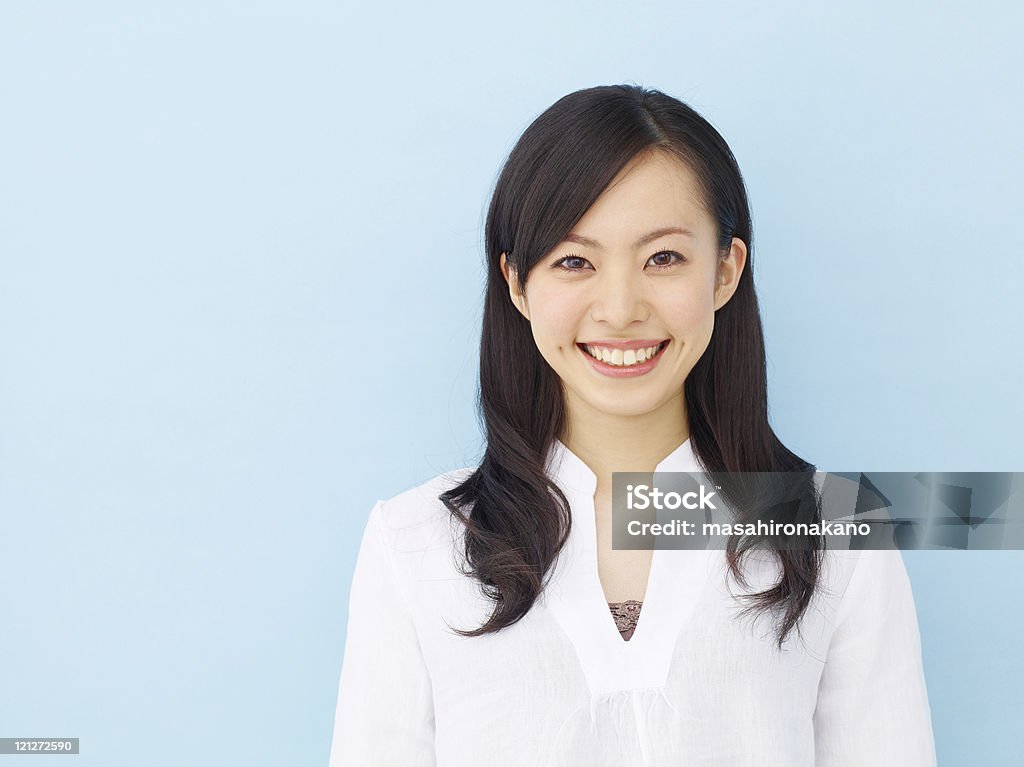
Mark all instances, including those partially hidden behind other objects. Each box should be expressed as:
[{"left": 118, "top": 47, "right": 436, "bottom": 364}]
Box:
[{"left": 569, "top": 150, "right": 710, "bottom": 241}]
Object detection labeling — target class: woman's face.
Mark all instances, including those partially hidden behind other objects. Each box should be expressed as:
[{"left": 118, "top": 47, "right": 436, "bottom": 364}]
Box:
[{"left": 500, "top": 149, "right": 747, "bottom": 425}]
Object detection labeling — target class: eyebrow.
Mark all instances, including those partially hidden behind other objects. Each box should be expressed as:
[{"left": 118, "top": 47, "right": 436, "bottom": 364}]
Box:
[{"left": 561, "top": 226, "right": 696, "bottom": 249}]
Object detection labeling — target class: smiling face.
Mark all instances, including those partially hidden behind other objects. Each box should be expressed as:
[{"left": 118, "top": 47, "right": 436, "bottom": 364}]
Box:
[{"left": 500, "top": 148, "right": 747, "bottom": 432}]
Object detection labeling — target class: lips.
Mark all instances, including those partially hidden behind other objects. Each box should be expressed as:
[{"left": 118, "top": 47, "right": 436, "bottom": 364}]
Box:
[{"left": 576, "top": 339, "right": 671, "bottom": 377}]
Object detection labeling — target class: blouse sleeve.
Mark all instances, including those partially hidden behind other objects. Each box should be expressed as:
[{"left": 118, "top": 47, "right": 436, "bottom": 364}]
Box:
[
  {"left": 328, "top": 500, "right": 436, "bottom": 767},
  {"left": 813, "top": 548, "right": 937, "bottom": 766}
]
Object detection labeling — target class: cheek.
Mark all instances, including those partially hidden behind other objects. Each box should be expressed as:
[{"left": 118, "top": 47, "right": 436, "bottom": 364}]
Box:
[
  {"left": 527, "top": 285, "right": 584, "bottom": 348},
  {"left": 661, "top": 288, "right": 716, "bottom": 335}
]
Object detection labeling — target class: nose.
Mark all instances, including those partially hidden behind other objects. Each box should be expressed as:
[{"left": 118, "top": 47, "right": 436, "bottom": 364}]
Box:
[{"left": 588, "top": 268, "right": 650, "bottom": 329}]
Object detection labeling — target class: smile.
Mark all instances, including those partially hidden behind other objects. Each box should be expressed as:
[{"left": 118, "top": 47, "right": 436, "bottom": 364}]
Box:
[
  {"left": 580, "top": 341, "right": 668, "bottom": 366},
  {"left": 576, "top": 340, "right": 670, "bottom": 378}
]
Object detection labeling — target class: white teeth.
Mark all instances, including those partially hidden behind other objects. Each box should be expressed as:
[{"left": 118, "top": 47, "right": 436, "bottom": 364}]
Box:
[{"left": 583, "top": 343, "right": 664, "bottom": 366}]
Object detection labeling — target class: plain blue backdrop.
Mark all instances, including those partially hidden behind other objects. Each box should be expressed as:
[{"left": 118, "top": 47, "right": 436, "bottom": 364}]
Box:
[{"left": 1, "top": 1, "right": 1021, "bottom": 765}]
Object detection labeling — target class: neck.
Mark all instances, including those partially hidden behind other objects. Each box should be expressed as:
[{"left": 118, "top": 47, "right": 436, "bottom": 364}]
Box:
[{"left": 560, "top": 393, "right": 690, "bottom": 497}]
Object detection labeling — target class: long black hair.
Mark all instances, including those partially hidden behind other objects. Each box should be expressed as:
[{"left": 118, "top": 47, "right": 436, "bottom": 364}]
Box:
[{"left": 440, "top": 84, "right": 823, "bottom": 648}]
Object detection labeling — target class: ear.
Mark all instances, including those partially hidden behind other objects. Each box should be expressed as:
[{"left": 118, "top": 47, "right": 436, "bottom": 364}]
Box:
[
  {"left": 499, "top": 252, "right": 530, "bottom": 320},
  {"left": 713, "top": 237, "right": 748, "bottom": 311}
]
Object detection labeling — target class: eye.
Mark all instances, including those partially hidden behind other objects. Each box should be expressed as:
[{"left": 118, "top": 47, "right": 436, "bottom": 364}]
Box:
[
  {"left": 646, "top": 250, "right": 685, "bottom": 270},
  {"left": 552, "top": 254, "right": 594, "bottom": 272}
]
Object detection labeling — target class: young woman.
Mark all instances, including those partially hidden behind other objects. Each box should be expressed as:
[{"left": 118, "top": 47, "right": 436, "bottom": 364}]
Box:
[{"left": 329, "top": 85, "right": 936, "bottom": 766}]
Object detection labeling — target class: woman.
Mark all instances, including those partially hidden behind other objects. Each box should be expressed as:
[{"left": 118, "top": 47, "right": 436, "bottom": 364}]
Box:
[{"left": 328, "top": 85, "right": 936, "bottom": 766}]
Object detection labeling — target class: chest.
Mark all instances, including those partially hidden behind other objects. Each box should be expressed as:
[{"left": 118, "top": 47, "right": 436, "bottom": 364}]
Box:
[{"left": 593, "top": 491, "right": 654, "bottom": 603}]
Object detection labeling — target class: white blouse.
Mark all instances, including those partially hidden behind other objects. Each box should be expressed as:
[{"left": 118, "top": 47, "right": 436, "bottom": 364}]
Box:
[{"left": 328, "top": 438, "right": 936, "bottom": 766}]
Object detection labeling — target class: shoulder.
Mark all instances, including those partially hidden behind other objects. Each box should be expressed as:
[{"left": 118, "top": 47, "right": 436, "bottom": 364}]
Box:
[
  {"left": 371, "top": 465, "right": 477, "bottom": 556},
  {"left": 812, "top": 548, "right": 915, "bottom": 624}
]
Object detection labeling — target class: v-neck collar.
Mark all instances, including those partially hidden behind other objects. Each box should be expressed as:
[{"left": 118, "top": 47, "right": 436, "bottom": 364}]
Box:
[
  {"left": 544, "top": 435, "right": 703, "bottom": 488},
  {"left": 539, "top": 436, "right": 717, "bottom": 695}
]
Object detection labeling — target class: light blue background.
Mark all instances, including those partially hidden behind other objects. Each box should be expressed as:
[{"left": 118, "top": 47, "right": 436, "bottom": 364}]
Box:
[{"left": 1, "top": 1, "right": 1020, "bottom": 765}]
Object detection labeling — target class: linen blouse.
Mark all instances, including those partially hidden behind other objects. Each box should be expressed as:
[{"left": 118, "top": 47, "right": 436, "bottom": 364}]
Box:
[{"left": 328, "top": 438, "right": 936, "bottom": 766}]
